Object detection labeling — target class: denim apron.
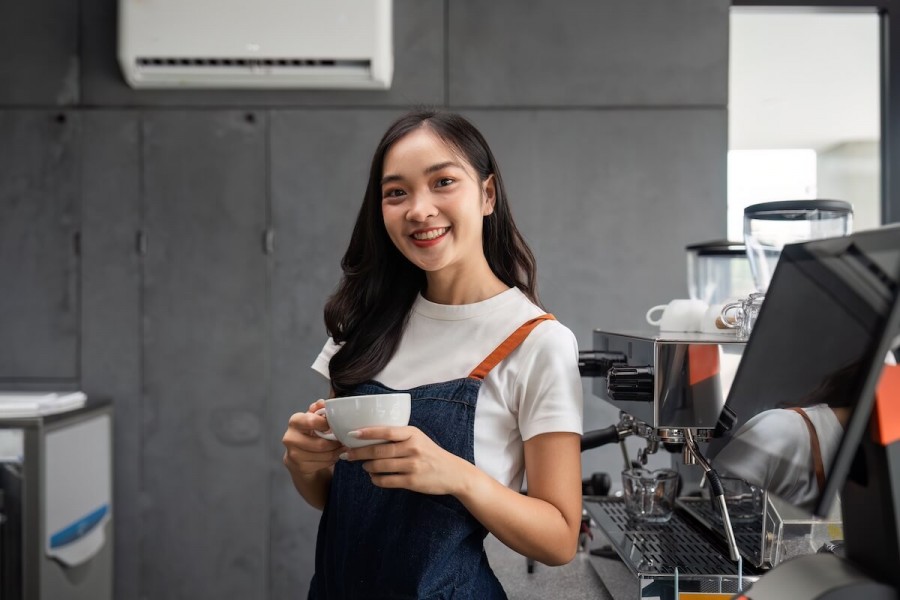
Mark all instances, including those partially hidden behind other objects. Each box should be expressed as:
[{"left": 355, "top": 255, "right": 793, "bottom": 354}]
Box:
[{"left": 309, "top": 314, "right": 555, "bottom": 600}]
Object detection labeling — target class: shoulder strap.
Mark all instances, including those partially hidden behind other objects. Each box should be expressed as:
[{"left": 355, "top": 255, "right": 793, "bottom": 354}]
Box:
[
  {"left": 787, "top": 407, "right": 826, "bottom": 491},
  {"left": 468, "top": 314, "right": 556, "bottom": 380}
]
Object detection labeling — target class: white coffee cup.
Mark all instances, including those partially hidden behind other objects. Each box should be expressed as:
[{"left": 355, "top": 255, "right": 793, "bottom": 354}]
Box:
[
  {"left": 314, "top": 393, "right": 411, "bottom": 448},
  {"left": 646, "top": 299, "right": 708, "bottom": 332}
]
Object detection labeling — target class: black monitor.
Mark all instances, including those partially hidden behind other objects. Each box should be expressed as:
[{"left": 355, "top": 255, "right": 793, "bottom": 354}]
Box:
[{"left": 707, "top": 224, "right": 900, "bottom": 518}]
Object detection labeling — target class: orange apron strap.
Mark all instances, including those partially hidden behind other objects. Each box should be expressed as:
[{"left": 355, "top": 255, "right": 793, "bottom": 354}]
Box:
[
  {"left": 687, "top": 344, "right": 720, "bottom": 387},
  {"left": 787, "top": 407, "right": 826, "bottom": 492},
  {"left": 468, "top": 314, "right": 556, "bottom": 380},
  {"left": 871, "top": 364, "right": 900, "bottom": 446}
]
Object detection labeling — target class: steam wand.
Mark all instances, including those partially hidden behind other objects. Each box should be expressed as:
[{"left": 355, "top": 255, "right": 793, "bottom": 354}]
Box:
[{"left": 683, "top": 428, "right": 741, "bottom": 562}]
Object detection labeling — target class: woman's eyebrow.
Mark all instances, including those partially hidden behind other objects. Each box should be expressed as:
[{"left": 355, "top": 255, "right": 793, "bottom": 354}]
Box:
[
  {"left": 381, "top": 161, "right": 463, "bottom": 186},
  {"left": 424, "top": 161, "right": 462, "bottom": 175}
]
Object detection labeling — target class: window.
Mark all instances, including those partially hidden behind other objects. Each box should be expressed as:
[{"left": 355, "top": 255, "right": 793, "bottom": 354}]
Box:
[{"left": 728, "top": 9, "right": 880, "bottom": 238}]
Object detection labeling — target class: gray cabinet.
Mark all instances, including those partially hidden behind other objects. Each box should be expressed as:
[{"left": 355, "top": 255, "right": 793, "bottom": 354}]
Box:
[
  {"left": 0, "top": 111, "right": 80, "bottom": 380},
  {"left": 140, "top": 111, "right": 269, "bottom": 599},
  {"left": 0, "top": 401, "right": 114, "bottom": 600}
]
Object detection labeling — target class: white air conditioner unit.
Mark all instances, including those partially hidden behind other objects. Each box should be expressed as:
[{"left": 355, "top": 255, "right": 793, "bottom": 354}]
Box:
[{"left": 118, "top": 0, "right": 393, "bottom": 89}]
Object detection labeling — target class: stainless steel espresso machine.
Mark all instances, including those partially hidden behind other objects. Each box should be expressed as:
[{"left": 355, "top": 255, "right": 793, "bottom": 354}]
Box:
[
  {"left": 580, "top": 330, "right": 758, "bottom": 598},
  {"left": 579, "top": 224, "right": 900, "bottom": 599}
]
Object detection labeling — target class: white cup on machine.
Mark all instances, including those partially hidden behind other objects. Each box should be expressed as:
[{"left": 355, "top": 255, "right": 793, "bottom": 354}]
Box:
[{"left": 646, "top": 299, "right": 708, "bottom": 332}]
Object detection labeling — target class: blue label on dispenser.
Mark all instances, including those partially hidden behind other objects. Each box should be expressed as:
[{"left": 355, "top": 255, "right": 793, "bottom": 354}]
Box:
[{"left": 49, "top": 504, "right": 109, "bottom": 548}]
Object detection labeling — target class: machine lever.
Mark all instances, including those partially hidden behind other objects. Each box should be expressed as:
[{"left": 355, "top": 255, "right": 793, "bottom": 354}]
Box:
[
  {"left": 580, "top": 425, "right": 622, "bottom": 452},
  {"left": 578, "top": 351, "right": 628, "bottom": 377}
]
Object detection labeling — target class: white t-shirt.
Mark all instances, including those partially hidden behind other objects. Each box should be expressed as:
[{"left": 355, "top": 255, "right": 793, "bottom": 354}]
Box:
[
  {"left": 713, "top": 351, "right": 897, "bottom": 510},
  {"left": 713, "top": 404, "right": 842, "bottom": 510},
  {"left": 312, "top": 287, "right": 584, "bottom": 491}
]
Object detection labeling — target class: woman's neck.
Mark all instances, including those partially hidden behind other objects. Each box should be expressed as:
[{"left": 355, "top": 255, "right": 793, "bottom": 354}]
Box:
[{"left": 422, "top": 262, "right": 509, "bottom": 305}]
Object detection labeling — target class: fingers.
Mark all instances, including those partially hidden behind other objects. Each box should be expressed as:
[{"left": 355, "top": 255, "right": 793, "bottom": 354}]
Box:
[
  {"left": 350, "top": 426, "right": 414, "bottom": 443},
  {"left": 282, "top": 440, "right": 345, "bottom": 475},
  {"left": 368, "top": 473, "right": 410, "bottom": 489},
  {"left": 287, "top": 409, "right": 329, "bottom": 434},
  {"left": 282, "top": 407, "right": 345, "bottom": 475},
  {"left": 282, "top": 426, "right": 342, "bottom": 453},
  {"left": 282, "top": 444, "right": 345, "bottom": 467},
  {"left": 361, "top": 458, "right": 412, "bottom": 475}
]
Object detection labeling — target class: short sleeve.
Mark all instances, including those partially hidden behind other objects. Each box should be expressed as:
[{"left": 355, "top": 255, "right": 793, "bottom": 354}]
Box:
[
  {"left": 311, "top": 337, "right": 341, "bottom": 381},
  {"left": 713, "top": 410, "right": 807, "bottom": 494},
  {"left": 515, "top": 322, "right": 584, "bottom": 440}
]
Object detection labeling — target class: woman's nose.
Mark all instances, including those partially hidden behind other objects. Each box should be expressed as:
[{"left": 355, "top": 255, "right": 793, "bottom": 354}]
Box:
[{"left": 405, "top": 194, "right": 438, "bottom": 222}]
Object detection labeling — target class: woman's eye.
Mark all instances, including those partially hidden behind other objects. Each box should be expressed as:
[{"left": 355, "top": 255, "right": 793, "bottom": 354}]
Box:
[
  {"left": 383, "top": 188, "right": 406, "bottom": 199},
  {"left": 436, "top": 178, "right": 454, "bottom": 187}
]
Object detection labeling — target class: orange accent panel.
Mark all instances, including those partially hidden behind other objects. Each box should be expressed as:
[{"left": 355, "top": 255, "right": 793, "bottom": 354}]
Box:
[
  {"left": 688, "top": 345, "right": 720, "bottom": 387},
  {"left": 468, "top": 314, "right": 556, "bottom": 380},
  {"left": 872, "top": 364, "right": 900, "bottom": 446},
  {"left": 679, "top": 594, "right": 735, "bottom": 600}
]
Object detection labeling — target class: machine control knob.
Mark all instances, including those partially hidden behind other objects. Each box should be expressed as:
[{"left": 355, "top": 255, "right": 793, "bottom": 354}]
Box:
[{"left": 607, "top": 365, "right": 654, "bottom": 402}]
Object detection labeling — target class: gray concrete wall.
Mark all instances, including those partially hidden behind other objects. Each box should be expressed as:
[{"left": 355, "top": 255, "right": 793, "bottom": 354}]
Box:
[{"left": 0, "top": 1, "right": 729, "bottom": 598}]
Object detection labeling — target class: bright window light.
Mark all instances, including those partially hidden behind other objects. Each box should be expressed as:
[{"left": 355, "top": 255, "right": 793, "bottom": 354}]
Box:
[{"left": 727, "top": 149, "right": 817, "bottom": 241}]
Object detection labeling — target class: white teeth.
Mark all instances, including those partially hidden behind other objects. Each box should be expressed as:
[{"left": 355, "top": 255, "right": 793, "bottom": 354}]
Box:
[{"left": 412, "top": 227, "right": 448, "bottom": 241}]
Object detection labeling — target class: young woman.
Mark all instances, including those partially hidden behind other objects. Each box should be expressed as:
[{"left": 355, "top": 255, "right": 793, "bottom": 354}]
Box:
[{"left": 282, "top": 110, "right": 584, "bottom": 599}]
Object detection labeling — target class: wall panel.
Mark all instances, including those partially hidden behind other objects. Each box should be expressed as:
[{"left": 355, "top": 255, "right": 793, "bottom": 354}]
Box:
[
  {"left": 0, "top": 1, "right": 79, "bottom": 105},
  {"left": 141, "top": 110, "right": 269, "bottom": 599},
  {"left": 0, "top": 111, "right": 80, "bottom": 380},
  {"left": 449, "top": 0, "right": 729, "bottom": 107},
  {"left": 80, "top": 110, "right": 142, "bottom": 600}
]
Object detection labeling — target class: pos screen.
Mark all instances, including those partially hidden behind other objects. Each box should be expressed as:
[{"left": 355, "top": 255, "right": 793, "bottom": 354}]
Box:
[{"left": 707, "top": 225, "right": 900, "bottom": 517}]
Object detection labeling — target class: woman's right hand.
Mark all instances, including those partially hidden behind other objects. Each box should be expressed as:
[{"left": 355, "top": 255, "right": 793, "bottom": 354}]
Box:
[{"left": 282, "top": 399, "right": 346, "bottom": 476}]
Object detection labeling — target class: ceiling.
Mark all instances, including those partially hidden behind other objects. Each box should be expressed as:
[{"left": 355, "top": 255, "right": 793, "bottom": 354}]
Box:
[{"left": 729, "top": 9, "right": 880, "bottom": 151}]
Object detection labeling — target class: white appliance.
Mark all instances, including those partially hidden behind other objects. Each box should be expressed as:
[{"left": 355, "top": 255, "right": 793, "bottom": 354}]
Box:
[{"left": 118, "top": 0, "right": 393, "bottom": 89}]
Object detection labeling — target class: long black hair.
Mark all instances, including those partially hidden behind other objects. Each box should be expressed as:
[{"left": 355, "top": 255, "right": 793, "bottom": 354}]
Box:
[{"left": 324, "top": 110, "right": 539, "bottom": 396}]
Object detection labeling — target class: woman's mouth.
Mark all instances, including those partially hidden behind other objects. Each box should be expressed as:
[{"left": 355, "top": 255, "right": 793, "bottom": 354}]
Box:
[{"left": 410, "top": 227, "right": 450, "bottom": 246}]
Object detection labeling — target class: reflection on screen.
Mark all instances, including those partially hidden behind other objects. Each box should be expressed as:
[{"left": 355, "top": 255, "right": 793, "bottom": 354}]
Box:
[{"left": 707, "top": 229, "right": 900, "bottom": 514}]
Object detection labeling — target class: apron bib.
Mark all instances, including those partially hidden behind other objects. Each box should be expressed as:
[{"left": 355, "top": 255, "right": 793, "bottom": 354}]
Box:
[{"left": 309, "top": 315, "right": 554, "bottom": 600}]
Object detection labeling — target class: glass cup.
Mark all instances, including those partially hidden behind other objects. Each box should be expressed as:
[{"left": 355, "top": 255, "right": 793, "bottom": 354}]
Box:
[
  {"left": 708, "top": 476, "right": 764, "bottom": 524},
  {"left": 622, "top": 468, "right": 679, "bottom": 523},
  {"left": 719, "top": 292, "right": 765, "bottom": 339}
]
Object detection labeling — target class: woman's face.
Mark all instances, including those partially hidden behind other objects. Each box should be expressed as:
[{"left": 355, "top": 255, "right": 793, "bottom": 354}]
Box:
[{"left": 380, "top": 127, "right": 495, "bottom": 276}]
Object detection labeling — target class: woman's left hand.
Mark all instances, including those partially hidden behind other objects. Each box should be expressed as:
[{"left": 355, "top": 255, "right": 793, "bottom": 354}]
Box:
[{"left": 343, "top": 426, "right": 469, "bottom": 496}]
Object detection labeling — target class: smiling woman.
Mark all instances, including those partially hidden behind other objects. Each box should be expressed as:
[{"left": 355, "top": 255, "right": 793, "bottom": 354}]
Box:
[
  {"left": 380, "top": 129, "right": 497, "bottom": 284},
  {"left": 281, "top": 110, "right": 585, "bottom": 599}
]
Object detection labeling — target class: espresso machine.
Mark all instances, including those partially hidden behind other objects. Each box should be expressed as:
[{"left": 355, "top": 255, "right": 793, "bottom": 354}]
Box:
[
  {"left": 579, "top": 329, "right": 856, "bottom": 598},
  {"left": 579, "top": 330, "right": 758, "bottom": 597},
  {"left": 576, "top": 205, "right": 858, "bottom": 597}
]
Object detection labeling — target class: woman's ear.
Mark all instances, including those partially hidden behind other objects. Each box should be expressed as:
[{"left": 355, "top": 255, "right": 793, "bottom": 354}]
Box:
[{"left": 482, "top": 174, "right": 497, "bottom": 216}]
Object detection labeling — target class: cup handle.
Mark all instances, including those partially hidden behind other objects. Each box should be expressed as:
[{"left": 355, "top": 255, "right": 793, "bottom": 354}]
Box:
[
  {"left": 313, "top": 408, "right": 338, "bottom": 441},
  {"left": 718, "top": 302, "right": 743, "bottom": 329},
  {"left": 645, "top": 305, "right": 666, "bottom": 326}
]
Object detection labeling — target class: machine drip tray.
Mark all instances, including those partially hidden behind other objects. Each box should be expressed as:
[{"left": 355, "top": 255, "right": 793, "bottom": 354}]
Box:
[{"left": 584, "top": 496, "right": 759, "bottom": 597}]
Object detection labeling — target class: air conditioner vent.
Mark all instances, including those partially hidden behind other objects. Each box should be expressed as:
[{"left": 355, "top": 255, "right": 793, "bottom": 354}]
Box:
[
  {"left": 119, "top": 0, "right": 393, "bottom": 89},
  {"left": 134, "top": 57, "right": 371, "bottom": 69}
]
